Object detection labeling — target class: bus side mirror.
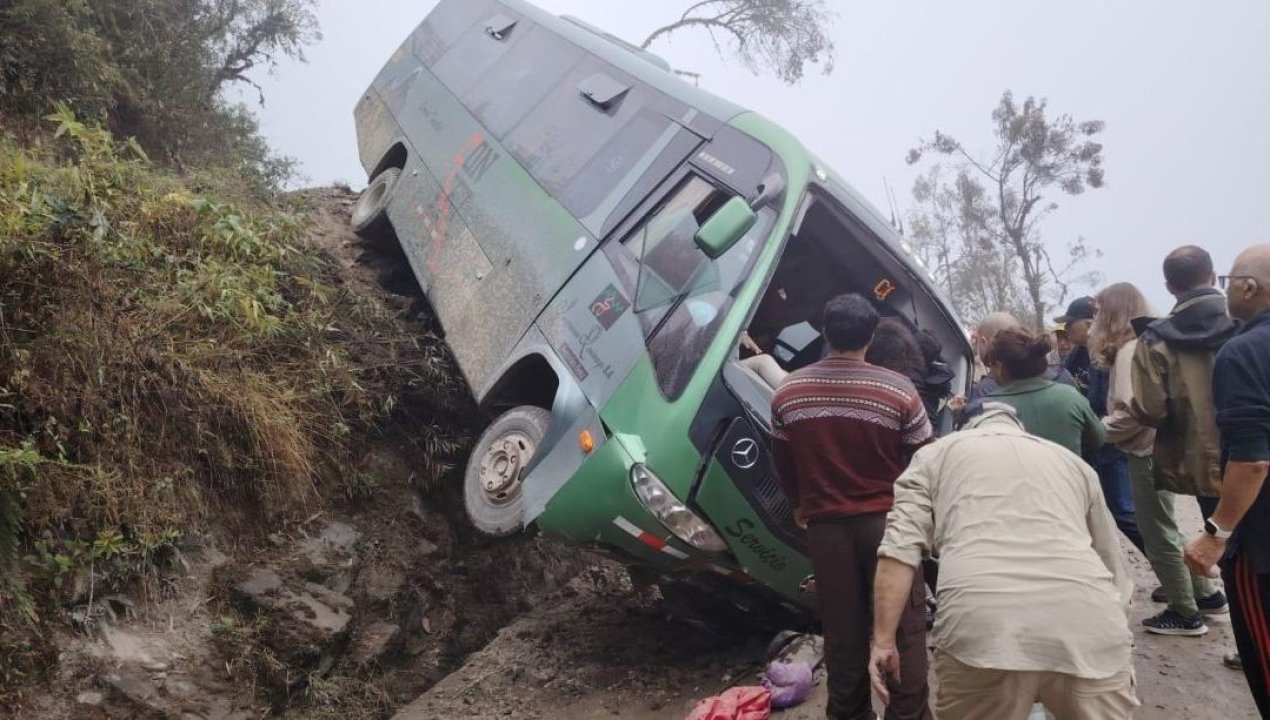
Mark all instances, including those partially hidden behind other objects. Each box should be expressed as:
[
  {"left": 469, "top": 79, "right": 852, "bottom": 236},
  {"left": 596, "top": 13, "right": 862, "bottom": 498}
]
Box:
[{"left": 695, "top": 197, "right": 757, "bottom": 259}]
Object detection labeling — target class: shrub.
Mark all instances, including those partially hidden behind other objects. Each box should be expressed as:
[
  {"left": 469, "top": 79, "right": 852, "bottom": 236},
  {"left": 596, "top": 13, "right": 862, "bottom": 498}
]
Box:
[{"left": 0, "top": 113, "right": 472, "bottom": 692}]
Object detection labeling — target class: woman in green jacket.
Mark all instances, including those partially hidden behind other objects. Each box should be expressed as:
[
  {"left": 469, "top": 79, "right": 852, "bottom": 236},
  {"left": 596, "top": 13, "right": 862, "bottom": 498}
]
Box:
[{"left": 983, "top": 327, "right": 1106, "bottom": 457}]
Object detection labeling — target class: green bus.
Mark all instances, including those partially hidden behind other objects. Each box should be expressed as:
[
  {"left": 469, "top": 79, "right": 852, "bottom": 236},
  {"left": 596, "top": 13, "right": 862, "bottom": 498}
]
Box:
[{"left": 352, "top": 0, "right": 971, "bottom": 609}]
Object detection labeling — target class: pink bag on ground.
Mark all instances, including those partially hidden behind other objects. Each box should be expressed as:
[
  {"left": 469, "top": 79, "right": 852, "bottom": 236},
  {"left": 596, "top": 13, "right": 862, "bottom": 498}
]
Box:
[{"left": 685, "top": 686, "right": 771, "bottom": 720}]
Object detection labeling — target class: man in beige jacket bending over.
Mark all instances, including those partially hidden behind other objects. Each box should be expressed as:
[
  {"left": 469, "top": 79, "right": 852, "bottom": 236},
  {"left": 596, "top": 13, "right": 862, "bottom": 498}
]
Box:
[{"left": 869, "top": 403, "right": 1137, "bottom": 719}]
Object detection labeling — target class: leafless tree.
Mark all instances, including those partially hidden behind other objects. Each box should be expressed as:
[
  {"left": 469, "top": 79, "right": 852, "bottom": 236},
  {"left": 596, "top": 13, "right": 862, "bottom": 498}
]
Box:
[
  {"left": 907, "top": 91, "right": 1106, "bottom": 328},
  {"left": 642, "top": 0, "right": 836, "bottom": 85}
]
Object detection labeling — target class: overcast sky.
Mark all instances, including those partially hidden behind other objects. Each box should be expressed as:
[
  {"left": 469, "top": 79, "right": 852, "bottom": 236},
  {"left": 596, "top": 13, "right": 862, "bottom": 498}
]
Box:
[{"left": 244, "top": 0, "right": 1270, "bottom": 317}]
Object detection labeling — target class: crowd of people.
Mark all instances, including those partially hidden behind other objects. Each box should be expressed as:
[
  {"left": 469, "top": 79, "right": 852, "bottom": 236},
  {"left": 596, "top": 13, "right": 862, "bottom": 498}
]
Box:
[{"left": 768, "top": 244, "right": 1270, "bottom": 719}]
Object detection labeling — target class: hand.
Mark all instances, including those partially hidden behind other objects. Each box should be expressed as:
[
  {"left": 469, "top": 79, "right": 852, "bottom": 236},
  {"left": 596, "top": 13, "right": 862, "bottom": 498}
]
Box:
[
  {"left": 947, "top": 395, "right": 966, "bottom": 414},
  {"left": 740, "top": 331, "right": 764, "bottom": 356},
  {"left": 1184, "top": 533, "right": 1225, "bottom": 578},
  {"left": 869, "top": 640, "right": 901, "bottom": 705},
  {"left": 793, "top": 507, "right": 808, "bottom": 530}
]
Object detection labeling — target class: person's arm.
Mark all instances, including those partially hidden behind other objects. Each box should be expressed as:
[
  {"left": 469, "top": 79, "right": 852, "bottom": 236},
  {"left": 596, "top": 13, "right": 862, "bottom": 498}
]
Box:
[
  {"left": 1129, "top": 338, "right": 1168, "bottom": 428},
  {"left": 1078, "top": 394, "right": 1108, "bottom": 453},
  {"left": 1185, "top": 348, "right": 1270, "bottom": 575},
  {"left": 1083, "top": 462, "right": 1134, "bottom": 607},
  {"left": 870, "top": 557, "right": 917, "bottom": 705},
  {"left": 770, "top": 423, "right": 799, "bottom": 505},
  {"left": 900, "top": 384, "right": 935, "bottom": 452},
  {"left": 1103, "top": 343, "right": 1148, "bottom": 444},
  {"left": 873, "top": 445, "right": 938, "bottom": 704}
]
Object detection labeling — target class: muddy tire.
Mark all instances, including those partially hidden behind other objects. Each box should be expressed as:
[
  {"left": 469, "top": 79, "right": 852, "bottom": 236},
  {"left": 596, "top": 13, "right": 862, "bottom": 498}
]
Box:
[
  {"left": 351, "top": 167, "right": 401, "bottom": 238},
  {"left": 464, "top": 405, "right": 550, "bottom": 538}
]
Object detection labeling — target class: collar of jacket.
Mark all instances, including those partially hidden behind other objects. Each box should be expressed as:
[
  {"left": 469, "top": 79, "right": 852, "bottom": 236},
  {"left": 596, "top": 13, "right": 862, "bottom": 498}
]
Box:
[
  {"left": 1238, "top": 309, "right": 1270, "bottom": 335},
  {"left": 1170, "top": 286, "right": 1225, "bottom": 315}
]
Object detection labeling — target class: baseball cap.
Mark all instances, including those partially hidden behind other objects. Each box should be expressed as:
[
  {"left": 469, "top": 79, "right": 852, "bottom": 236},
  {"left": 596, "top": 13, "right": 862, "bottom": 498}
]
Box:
[{"left": 1054, "top": 296, "right": 1096, "bottom": 324}]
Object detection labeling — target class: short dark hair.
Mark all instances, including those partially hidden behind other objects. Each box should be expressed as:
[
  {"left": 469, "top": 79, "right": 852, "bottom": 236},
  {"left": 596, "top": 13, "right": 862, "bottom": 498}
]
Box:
[
  {"left": 1163, "top": 246, "right": 1214, "bottom": 292},
  {"left": 823, "top": 294, "right": 879, "bottom": 352},
  {"left": 987, "top": 327, "right": 1052, "bottom": 381},
  {"left": 866, "top": 318, "right": 922, "bottom": 374}
]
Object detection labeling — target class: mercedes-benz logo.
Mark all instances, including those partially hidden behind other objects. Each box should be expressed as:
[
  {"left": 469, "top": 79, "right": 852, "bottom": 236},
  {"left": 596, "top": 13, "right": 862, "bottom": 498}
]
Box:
[{"left": 731, "top": 438, "right": 759, "bottom": 469}]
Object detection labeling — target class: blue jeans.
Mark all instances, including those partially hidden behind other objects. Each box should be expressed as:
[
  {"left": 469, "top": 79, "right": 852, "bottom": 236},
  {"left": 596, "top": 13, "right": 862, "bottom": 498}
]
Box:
[{"left": 1093, "top": 447, "right": 1146, "bottom": 554}]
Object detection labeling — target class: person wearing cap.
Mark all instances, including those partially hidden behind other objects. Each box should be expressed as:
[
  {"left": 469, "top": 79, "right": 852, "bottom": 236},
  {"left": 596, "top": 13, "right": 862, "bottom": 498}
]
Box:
[
  {"left": 870, "top": 402, "right": 1136, "bottom": 719},
  {"left": 1130, "top": 246, "right": 1234, "bottom": 635},
  {"left": 1055, "top": 324, "right": 1073, "bottom": 363},
  {"left": 1056, "top": 296, "right": 1098, "bottom": 395}
]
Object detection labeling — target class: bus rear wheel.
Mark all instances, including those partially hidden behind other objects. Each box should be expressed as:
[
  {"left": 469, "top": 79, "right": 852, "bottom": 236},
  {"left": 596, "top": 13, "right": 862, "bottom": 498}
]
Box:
[
  {"left": 463, "top": 405, "right": 550, "bottom": 537},
  {"left": 351, "top": 166, "right": 401, "bottom": 239}
]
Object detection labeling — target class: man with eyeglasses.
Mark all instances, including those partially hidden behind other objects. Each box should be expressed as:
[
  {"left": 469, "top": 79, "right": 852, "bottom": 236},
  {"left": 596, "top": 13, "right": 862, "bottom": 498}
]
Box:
[
  {"left": 1185, "top": 245, "right": 1270, "bottom": 716},
  {"left": 1129, "top": 245, "right": 1235, "bottom": 636}
]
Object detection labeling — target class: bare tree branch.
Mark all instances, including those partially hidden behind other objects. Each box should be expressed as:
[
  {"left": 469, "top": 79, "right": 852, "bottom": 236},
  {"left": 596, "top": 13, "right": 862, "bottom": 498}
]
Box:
[{"left": 643, "top": 0, "right": 836, "bottom": 85}]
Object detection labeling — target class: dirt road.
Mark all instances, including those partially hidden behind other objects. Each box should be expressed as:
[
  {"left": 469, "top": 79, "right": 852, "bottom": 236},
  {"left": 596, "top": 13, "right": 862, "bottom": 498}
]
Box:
[{"left": 393, "top": 507, "right": 1257, "bottom": 720}]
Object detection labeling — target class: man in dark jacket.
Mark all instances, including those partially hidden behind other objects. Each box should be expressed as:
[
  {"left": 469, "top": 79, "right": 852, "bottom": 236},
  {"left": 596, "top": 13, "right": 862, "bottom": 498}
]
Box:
[
  {"left": 1058, "top": 296, "right": 1098, "bottom": 396},
  {"left": 1131, "top": 246, "right": 1235, "bottom": 635},
  {"left": 1185, "top": 244, "right": 1270, "bottom": 716}
]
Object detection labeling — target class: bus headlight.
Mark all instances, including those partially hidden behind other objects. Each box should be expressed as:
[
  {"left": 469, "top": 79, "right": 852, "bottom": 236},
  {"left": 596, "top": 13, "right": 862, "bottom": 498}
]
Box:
[{"left": 630, "top": 464, "right": 728, "bottom": 553}]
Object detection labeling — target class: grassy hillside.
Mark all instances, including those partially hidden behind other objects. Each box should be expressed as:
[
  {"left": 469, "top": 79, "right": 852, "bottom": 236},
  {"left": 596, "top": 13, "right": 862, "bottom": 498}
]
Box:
[{"left": 0, "top": 112, "right": 470, "bottom": 695}]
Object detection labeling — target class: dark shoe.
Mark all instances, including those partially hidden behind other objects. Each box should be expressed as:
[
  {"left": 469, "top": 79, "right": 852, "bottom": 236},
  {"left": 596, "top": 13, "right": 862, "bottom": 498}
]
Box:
[
  {"left": 1151, "top": 586, "right": 1167, "bottom": 603},
  {"left": 1197, "top": 590, "right": 1229, "bottom": 615},
  {"left": 1143, "top": 609, "right": 1208, "bottom": 636},
  {"left": 1224, "top": 653, "right": 1243, "bottom": 670}
]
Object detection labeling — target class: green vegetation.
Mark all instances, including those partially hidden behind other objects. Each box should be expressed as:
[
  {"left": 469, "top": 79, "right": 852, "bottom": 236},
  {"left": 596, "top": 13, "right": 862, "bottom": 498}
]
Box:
[
  {"left": 0, "top": 112, "right": 470, "bottom": 694},
  {"left": 0, "top": 0, "right": 319, "bottom": 188}
]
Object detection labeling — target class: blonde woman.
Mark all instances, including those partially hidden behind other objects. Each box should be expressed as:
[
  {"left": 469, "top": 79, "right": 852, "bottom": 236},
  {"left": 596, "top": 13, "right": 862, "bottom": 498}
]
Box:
[{"left": 1094, "top": 282, "right": 1225, "bottom": 636}]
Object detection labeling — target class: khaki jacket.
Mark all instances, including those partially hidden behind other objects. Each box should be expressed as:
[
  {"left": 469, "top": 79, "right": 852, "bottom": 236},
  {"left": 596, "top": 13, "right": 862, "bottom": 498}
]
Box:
[
  {"left": 880, "top": 409, "right": 1133, "bottom": 679},
  {"left": 1129, "top": 292, "right": 1235, "bottom": 496}
]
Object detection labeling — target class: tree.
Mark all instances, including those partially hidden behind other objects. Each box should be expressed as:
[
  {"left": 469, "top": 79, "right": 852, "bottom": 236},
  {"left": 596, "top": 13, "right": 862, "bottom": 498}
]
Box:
[
  {"left": 642, "top": 0, "right": 836, "bottom": 85},
  {"left": 905, "top": 165, "right": 1033, "bottom": 324},
  {"left": 906, "top": 91, "right": 1106, "bottom": 328},
  {"left": 0, "top": 0, "right": 319, "bottom": 186}
]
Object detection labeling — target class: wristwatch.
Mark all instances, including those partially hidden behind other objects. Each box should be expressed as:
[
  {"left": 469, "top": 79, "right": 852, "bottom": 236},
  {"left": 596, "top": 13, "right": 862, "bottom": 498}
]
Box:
[{"left": 1204, "top": 517, "right": 1233, "bottom": 540}]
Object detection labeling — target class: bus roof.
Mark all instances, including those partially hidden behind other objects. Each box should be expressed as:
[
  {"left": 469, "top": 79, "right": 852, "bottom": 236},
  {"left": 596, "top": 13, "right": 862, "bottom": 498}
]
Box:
[{"left": 499, "top": 0, "right": 748, "bottom": 125}]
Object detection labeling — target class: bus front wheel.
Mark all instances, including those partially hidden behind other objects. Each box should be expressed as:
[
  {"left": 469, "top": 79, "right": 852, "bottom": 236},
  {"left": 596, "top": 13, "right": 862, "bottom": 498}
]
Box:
[{"left": 463, "top": 405, "right": 550, "bottom": 538}]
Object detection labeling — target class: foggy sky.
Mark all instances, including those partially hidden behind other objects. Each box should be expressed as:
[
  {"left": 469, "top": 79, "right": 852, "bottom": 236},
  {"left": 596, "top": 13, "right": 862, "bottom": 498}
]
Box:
[{"left": 243, "top": 0, "right": 1270, "bottom": 318}]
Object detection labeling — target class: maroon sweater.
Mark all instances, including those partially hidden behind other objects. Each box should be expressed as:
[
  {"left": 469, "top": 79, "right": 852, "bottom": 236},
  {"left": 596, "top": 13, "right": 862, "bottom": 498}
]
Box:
[{"left": 771, "top": 357, "right": 933, "bottom": 519}]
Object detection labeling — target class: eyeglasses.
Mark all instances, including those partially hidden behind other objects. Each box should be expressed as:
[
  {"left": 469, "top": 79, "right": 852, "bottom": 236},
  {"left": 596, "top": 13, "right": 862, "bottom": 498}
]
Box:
[{"left": 1218, "top": 275, "right": 1260, "bottom": 291}]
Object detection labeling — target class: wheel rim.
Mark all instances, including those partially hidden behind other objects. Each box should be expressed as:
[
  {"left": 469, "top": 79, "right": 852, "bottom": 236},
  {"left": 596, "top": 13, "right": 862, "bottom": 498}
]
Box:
[{"left": 477, "top": 430, "right": 535, "bottom": 506}]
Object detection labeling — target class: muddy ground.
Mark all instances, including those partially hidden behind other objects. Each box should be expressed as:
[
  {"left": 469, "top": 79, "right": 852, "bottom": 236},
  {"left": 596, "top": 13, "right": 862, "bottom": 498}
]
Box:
[{"left": 13, "top": 189, "right": 1260, "bottom": 719}]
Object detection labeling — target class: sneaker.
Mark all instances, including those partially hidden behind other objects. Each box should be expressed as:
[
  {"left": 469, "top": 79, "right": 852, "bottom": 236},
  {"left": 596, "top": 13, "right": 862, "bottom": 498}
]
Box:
[
  {"left": 1224, "top": 653, "right": 1243, "bottom": 670},
  {"left": 1143, "top": 609, "right": 1209, "bottom": 636},
  {"left": 1197, "top": 591, "right": 1229, "bottom": 615},
  {"left": 1151, "top": 586, "right": 1167, "bottom": 603}
]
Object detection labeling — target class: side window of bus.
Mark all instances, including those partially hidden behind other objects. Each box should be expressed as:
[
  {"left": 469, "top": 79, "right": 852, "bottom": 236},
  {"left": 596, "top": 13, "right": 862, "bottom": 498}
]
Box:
[{"left": 461, "top": 23, "right": 582, "bottom": 138}]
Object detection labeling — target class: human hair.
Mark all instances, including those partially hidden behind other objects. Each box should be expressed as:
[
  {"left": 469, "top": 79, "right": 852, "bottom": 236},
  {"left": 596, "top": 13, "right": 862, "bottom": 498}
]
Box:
[
  {"left": 866, "top": 318, "right": 923, "bottom": 375},
  {"left": 916, "top": 329, "right": 943, "bottom": 367},
  {"left": 986, "top": 327, "right": 1052, "bottom": 382},
  {"left": 823, "top": 294, "right": 879, "bottom": 352},
  {"left": 1090, "top": 282, "right": 1152, "bottom": 368},
  {"left": 1163, "top": 245, "right": 1214, "bottom": 293}
]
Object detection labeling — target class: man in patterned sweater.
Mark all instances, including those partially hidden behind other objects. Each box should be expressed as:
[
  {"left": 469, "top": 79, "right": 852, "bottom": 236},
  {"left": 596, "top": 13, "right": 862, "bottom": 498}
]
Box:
[{"left": 772, "top": 293, "right": 934, "bottom": 720}]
